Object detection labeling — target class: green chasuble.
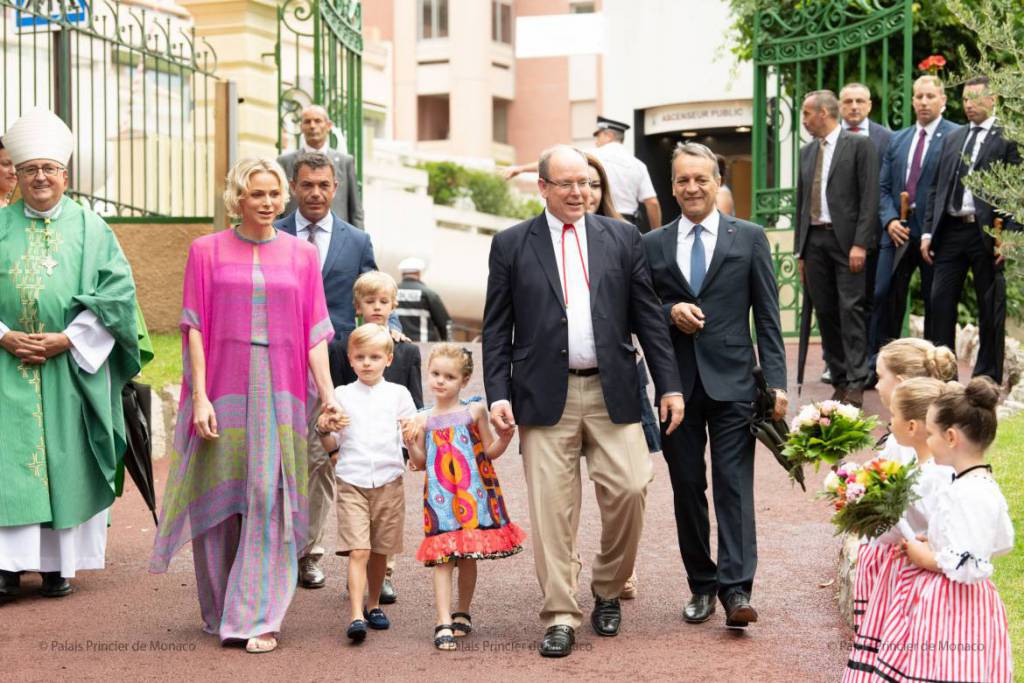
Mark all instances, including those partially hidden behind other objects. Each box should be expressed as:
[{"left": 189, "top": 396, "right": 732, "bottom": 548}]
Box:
[{"left": 0, "top": 197, "right": 141, "bottom": 529}]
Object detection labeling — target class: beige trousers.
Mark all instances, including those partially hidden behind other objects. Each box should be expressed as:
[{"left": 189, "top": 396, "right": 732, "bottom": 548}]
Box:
[
  {"left": 519, "top": 374, "right": 653, "bottom": 629},
  {"left": 303, "top": 413, "right": 336, "bottom": 559}
]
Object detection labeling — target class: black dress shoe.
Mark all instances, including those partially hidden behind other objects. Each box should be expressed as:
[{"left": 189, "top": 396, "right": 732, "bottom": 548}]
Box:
[
  {"left": 723, "top": 592, "right": 758, "bottom": 629},
  {"left": 590, "top": 591, "right": 621, "bottom": 636},
  {"left": 830, "top": 387, "right": 846, "bottom": 402},
  {"left": 39, "top": 572, "right": 72, "bottom": 598},
  {"left": 0, "top": 570, "right": 21, "bottom": 600},
  {"left": 683, "top": 593, "right": 716, "bottom": 623},
  {"left": 539, "top": 625, "right": 575, "bottom": 658}
]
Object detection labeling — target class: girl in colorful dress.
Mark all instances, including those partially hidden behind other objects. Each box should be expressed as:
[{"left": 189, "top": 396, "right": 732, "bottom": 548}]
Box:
[
  {"left": 843, "top": 376, "right": 950, "bottom": 681},
  {"left": 850, "top": 339, "right": 957, "bottom": 633},
  {"left": 872, "top": 377, "right": 1013, "bottom": 682},
  {"left": 405, "top": 344, "right": 527, "bottom": 651}
]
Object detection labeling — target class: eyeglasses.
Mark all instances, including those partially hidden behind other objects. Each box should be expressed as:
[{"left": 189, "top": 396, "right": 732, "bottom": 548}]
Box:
[
  {"left": 542, "top": 177, "right": 599, "bottom": 192},
  {"left": 16, "top": 164, "right": 65, "bottom": 178}
]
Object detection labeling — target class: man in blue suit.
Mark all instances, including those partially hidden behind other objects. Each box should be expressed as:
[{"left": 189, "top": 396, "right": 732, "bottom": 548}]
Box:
[
  {"left": 275, "top": 152, "right": 401, "bottom": 595},
  {"left": 874, "top": 75, "right": 957, "bottom": 356}
]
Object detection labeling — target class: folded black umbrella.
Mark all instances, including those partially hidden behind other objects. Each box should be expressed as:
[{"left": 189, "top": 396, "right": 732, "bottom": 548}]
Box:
[
  {"left": 796, "top": 284, "right": 813, "bottom": 397},
  {"left": 121, "top": 381, "right": 159, "bottom": 525},
  {"left": 750, "top": 366, "right": 806, "bottom": 491}
]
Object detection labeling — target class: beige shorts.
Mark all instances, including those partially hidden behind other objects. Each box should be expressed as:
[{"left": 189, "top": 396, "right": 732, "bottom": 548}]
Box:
[{"left": 334, "top": 475, "right": 405, "bottom": 556}]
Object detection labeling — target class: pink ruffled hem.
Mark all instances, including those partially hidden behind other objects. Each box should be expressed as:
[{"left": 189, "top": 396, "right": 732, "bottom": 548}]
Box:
[{"left": 416, "top": 524, "right": 527, "bottom": 566}]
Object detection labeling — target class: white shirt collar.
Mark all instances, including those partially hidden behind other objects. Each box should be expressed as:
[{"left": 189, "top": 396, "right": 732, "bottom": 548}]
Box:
[
  {"left": 678, "top": 208, "right": 720, "bottom": 237},
  {"left": 916, "top": 116, "right": 943, "bottom": 137},
  {"left": 356, "top": 377, "right": 384, "bottom": 391},
  {"left": 301, "top": 140, "right": 331, "bottom": 154},
  {"left": 545, "top": 209, "right": 586, "bottom": 236},
  {"left": 973, "top": 116, "right": 996, "bottom": 131},
  {"left": 842, "top": 118, "right": 870, "bottom": 134},
  {"left": 24, "top": 195, "right": 66, "bottom": 220},
  {"left": 823, "top": 124, "right": 842, "bottom": 146},
  {"left": 295, "top": 210, "right": 334, "bottom": 235}
]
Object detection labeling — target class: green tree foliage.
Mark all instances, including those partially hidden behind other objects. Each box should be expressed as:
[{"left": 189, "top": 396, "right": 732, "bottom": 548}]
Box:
[
  {"left": 728, "top": 1, "right": 981, "bottom": 121},
  {"left": 420, "top": 161, "right": 543, "bottom": 220}
]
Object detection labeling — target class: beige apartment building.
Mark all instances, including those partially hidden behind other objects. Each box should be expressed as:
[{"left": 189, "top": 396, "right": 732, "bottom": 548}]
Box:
[
  {"left": 363, "top": 0, "right": 604, "bottom": 168},
  {"left": 362, "top": 0, "right": 755, "bottom": 223}
]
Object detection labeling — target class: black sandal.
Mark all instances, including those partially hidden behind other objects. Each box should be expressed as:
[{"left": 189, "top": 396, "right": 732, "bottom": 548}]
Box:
[
  {"left": 451, "top": 612, "right": 473, "bottom": 637},
  {"left": 434, "top": 624, "right": 456, "bottom": 651}
]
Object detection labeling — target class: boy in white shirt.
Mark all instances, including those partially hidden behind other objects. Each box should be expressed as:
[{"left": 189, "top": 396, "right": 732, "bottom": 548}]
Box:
[{"left": 317, "top": 323, "right": 417, "bottom": 643}]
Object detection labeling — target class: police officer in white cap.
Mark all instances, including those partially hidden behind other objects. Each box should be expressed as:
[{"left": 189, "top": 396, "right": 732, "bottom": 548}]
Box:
[
  {"left": 591, "top": 116, "right": 662, "bottom": 231},
  {"left": 396, "top": 257, "right": 451, "bottom": 342}
]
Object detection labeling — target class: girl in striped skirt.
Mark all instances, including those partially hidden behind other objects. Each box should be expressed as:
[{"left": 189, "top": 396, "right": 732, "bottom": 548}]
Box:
[
  {"left": 848, "top": 341, "right": 957, "bottom": 636},
  {"left": 843, "top": 376, "right": 952, "bottom": 681},
  {"left": 871, "top": 377, "right": 1013, "bottom": 682}
]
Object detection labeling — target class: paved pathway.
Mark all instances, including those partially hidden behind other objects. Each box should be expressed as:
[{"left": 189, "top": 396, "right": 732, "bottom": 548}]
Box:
[{"left": 2, "top": 343, "right": 895, "bottom": 682}]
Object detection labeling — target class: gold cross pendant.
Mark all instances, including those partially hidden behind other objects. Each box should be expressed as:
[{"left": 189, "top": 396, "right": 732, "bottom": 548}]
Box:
[{"left": 41, "top": 255, "right": 58, "bottom": 276}]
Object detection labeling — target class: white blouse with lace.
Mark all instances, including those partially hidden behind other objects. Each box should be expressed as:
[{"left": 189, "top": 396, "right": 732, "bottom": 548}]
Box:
[{"left": 926, "top": 472, "right": 1014, "bottom": 584}]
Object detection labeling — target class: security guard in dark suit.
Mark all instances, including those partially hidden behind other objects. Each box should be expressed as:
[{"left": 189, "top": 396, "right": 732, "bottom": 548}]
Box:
[
  {"left": 923, "top": 76, "right": 1021, "bottom": 384},
  {"left": 395, "top": 257, "right": 451, "bottom": 341}
]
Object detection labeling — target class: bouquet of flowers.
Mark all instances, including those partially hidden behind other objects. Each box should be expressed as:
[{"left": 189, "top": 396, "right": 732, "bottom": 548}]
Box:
[
  {"left": 820, "top": 457, "right": 920, "bottom": 538},
  {"left": 782, "top": 400, "right": 877, "bottom": 480}
]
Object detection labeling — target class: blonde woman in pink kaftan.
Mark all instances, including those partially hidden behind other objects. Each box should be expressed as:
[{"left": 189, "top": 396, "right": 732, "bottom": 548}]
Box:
[{"left": 150, "top": 159, "right": 341, "bottom": 655}]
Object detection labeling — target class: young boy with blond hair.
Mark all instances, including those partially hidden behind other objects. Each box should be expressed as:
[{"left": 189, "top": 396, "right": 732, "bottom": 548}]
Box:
[
  {"left": 318, "top": 323, "right": 417, "bottom": 643},
  {"left": 327, "top": 271, "right": 423, "bottom": 603}
]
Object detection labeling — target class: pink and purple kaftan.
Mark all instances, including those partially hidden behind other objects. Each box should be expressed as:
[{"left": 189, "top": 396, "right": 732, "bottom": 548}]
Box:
[{"left": 150, "top": 228, "right": 332, "bottom": 640}]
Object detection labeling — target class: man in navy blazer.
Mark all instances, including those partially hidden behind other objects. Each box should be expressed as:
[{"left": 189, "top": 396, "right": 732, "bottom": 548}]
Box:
[
  {"left": 643, "top": 143, "right": 786, "bottom": 630},
  {"left": 923, "top": 76, "right": 1021, "bottom": 383},
  {"left": 874, "top": 75, "right": 957, "bottom": 356},
  {"left": 274, "top": 152, "right": 400, "bottom": 595},
  {"left": 483, "top": 145, "right": 683, "bottom": 657},
  {"left": 839, "top": 83, "right": 891, "bottom": 385}
]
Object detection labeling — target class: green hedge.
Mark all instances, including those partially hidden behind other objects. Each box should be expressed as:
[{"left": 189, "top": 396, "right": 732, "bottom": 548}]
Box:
[{"left": 420, "top": 161, "right": 543, "bottom": 220}]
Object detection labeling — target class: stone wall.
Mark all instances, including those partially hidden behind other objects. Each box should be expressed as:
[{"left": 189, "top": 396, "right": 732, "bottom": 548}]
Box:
[{"left": 111, "top": 221, "right": 215, "bottom": 332}]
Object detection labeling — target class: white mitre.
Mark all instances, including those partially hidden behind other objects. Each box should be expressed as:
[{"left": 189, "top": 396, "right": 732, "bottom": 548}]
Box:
[{"left": 3, "top": 108, "right": 75, "bottom": 166}]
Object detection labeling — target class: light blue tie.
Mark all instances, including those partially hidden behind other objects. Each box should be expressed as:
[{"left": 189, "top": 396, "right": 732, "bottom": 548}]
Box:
[{"left": 689, "top": 224, "right": 706, "bottom": 292}]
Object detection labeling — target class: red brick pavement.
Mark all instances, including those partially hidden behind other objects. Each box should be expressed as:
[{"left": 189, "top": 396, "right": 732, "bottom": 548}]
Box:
[{"left": 2, "top": 342, "right": 924, "bottom": 682}]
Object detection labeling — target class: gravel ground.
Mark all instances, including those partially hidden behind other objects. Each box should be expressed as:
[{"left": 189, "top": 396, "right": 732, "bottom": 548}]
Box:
[{"left": 2, "top": 343, "right": 890, "bottom": 682}]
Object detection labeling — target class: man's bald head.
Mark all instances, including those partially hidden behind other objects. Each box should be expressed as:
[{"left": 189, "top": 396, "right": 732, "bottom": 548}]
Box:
[{"left": 300, "top": 106, "right": 333, "bottom": 149}]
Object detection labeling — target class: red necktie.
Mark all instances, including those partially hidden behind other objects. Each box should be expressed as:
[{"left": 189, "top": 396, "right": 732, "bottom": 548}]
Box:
[
  {"left": 848, "top": 126, "right": 861, "bottom": 133},
  {"left": 561, "top": 224, "right": 590, "bottom": 308}
]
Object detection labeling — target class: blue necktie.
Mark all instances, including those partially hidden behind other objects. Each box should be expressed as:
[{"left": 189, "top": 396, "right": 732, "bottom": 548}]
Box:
[{"left": 690, "top": 224, "right": 706, "bottom": 292}]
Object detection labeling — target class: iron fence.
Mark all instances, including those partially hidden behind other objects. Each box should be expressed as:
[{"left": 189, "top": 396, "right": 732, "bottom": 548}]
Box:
[{"left": 1, "top": 0, "right": 219, "bottom": 219}]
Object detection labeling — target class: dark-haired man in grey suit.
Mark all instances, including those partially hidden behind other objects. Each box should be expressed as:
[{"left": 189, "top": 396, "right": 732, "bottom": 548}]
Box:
[
  {"left": 643, "top": 143, "right": 786, "bottom": 630},
  {"left": 796, "top": 89, "right": 880, "bottom": 407}
]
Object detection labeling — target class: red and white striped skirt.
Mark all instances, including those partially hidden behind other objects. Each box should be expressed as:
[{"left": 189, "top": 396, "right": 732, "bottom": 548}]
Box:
[
  {"left": 872, "top": 568, "right": 1013, "bottom": 682},
  {"left": 843, "top": 545, "right": 905, "bottom": 683}
]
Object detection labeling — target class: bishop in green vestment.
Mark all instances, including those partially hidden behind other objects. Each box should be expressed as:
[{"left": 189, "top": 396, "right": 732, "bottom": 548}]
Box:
[{"left": 0, "top": 108, "right": 140, "bottom": 599}]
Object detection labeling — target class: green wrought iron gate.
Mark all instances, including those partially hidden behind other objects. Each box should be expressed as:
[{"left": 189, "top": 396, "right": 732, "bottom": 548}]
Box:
[
  {"left": 276, "top": 0, "right": 363, "bottom": 183},
  {"left": 751, "top": 0, "right": 913, "bottom": 336}
]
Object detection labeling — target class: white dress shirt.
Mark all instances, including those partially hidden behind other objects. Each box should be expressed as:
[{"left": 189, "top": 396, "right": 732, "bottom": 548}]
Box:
[
  {"left": 904, "top": 116, "right": 944, "bottom": 208},
  {"left": 331, "top": 379, "right": 416, "bottom": 489},
  {"left": 546, "top": 210, "right": 597, "bottom": 369},
  {"left": 294, "top": 210, "right": 333, "bottom": 269},
  {"left": 676, "top": 209, "right": 720, "bottom": 284},
  {"left": 813, "top": 124, "right": 842, "bottom": 224},
  {"left": 842, "top": 118, "right": 871, "bottom": 136},
  {"left": 301, "top": 141, "right": 331, "bottom": 155},
  {"left": 952, "top": 116, "right": 996, "bottom": 218},
  {"left": 591, "top": 142, "right": 657, "bottom": 215}
]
